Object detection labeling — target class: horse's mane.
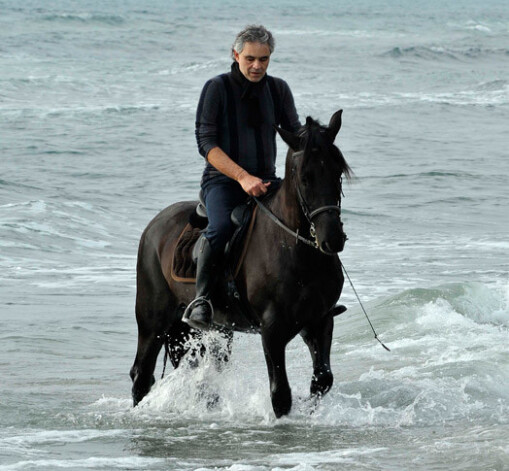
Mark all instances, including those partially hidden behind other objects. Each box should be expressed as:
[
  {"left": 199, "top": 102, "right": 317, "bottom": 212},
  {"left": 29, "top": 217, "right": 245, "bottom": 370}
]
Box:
[{"left": 296, "top": 117, "right": 352, "bottom": 180}]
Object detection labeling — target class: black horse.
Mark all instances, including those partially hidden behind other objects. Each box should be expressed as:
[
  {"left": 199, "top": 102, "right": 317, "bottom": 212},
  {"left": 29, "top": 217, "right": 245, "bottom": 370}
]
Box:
[{"left": 130, "top": 110, "right": 352, "bottom": 417}]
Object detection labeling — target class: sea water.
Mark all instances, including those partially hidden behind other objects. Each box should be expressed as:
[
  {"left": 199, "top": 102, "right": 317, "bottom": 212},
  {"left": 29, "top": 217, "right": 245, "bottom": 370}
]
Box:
[{"left": 1, "top": 0, "right": 508, "bottom": 469}]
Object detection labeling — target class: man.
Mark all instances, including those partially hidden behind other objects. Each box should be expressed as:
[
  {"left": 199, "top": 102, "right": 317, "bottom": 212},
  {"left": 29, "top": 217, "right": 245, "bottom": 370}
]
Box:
[{"left": 184, "top": 25, "right": 301, "bottom": 330}]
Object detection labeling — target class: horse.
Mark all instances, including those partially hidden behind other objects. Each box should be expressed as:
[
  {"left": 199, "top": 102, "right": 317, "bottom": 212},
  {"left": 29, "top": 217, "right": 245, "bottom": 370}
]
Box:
[{"left": 130, "top": 109, "right": 352, "bottom": 417}]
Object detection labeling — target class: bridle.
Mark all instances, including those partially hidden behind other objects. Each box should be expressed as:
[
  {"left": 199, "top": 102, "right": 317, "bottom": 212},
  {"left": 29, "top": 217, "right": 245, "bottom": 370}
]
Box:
[
  {"left": 254, "top": 149, "right": 347, "bottom": 252},
  {"left": 292, "top": 150, "right": 346, "bottom": 248}
]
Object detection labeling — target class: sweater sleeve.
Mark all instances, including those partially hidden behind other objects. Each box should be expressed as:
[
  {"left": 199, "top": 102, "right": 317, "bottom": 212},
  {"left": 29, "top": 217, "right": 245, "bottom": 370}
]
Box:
[
  {"left": 280, "top": 80, "right": 301, "bottom": 133},
  {"left": 195, "top": 78, "right": 223, "bottom": 158}
]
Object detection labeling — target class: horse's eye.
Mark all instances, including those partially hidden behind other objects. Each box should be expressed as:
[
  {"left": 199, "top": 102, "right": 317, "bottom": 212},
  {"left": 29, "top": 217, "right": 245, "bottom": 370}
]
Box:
[{"left": 302, "top": 176, "right": 310, "bottom": 187}]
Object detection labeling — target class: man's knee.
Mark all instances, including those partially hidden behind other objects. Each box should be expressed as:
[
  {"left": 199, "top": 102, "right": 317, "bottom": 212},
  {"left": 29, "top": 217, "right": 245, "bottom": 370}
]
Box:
[{"left": 206, "top": 222, "right": 234, "bottom": 253}]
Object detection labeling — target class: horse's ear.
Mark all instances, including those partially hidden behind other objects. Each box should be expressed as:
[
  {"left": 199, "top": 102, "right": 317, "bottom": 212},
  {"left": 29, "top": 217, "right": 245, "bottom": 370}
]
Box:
[
  {"left": 327, "top": 109, "right": 343, "bottom": 142},
  {"left": 274, "top": 125, "right": 301, "bottom": 151}
]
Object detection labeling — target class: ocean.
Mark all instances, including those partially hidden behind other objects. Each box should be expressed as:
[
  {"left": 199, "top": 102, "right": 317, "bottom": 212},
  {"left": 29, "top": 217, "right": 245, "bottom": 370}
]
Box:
[{"left": 1, "top": 0, "right": 508, "bottom": 469}]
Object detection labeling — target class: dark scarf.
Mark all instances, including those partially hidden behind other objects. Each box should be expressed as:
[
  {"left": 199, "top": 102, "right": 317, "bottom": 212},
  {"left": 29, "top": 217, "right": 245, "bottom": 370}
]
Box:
[{"left": 231, "top": 61, "right": 267, "bottom": 128}]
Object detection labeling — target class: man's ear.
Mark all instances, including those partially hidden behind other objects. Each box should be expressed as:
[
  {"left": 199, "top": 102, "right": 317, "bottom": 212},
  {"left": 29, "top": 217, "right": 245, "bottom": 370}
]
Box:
[{"left": 274, "top": 126, "right": 300, "bottom": 151}]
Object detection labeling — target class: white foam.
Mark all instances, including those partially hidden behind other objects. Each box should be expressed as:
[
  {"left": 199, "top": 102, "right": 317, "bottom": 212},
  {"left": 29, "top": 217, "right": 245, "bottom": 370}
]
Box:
[
  {"left": 305, "top": 86, "right": 509, "bottom": 109},
  {"left": 192, "top": 446, "right": 387, "bottom": 471},
  {"left": 130, "top": 333, "right": 275, "bottom": 425},
  {"left": 0, "top": 429, "right": 126, "bottom": 447},
  {"left": 0, "top": 456, "right": 165, "bottom": 470}
]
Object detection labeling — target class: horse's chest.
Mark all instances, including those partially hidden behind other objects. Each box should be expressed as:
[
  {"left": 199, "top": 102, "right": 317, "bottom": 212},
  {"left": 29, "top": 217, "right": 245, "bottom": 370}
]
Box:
[
  {"left": 245, "top": 247, "right": 342, "bottom": 323},
  {"left": 277, "top": 265, "right": 340, "bottom": 311}
]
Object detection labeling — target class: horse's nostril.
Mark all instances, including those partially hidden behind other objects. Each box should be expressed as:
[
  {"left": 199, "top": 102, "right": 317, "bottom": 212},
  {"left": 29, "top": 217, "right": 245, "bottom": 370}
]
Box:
[
  {"left": 321, "top": 241, "right": 335, "bottom": 254},
  {"left": 320, "top": 237, "right": 346, "bottom": 254}
]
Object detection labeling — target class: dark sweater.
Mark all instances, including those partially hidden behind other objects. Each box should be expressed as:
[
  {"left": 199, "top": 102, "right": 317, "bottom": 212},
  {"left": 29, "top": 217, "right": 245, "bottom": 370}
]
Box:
[{"left": 195, "top": 70, "right": 301, "bottom": 186}]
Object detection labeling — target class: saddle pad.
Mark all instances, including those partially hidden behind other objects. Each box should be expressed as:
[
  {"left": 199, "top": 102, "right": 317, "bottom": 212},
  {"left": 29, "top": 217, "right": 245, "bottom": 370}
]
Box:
[{"left": 171, "top": 223, "right": 201, "bottom": 283}]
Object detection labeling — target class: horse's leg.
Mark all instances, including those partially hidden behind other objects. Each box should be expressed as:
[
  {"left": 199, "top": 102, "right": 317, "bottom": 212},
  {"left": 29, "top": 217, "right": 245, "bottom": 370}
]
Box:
[
  {"left": 165, "top": 317, "right": 193, "bottom": 369},
  {"left": 261, "top": 325, "right": 292, "bottom": 418},
  {"left": 130, "top": 259, "right": 175, "bottom": 406},
  {"left": 130, "top": 330, "right": 163, "bottom": 406},
  {"left": 300, "top": 314, "right": 334, "bottom": 397}
]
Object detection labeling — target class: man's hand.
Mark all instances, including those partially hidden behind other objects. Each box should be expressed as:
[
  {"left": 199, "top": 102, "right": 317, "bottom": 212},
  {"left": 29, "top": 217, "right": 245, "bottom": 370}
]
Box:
[
  {"left": 237, "top": 172, "right": 271, "bottom": 197},
  {"left": 206, "top": 147, "right": 271, "bottom": 196}
]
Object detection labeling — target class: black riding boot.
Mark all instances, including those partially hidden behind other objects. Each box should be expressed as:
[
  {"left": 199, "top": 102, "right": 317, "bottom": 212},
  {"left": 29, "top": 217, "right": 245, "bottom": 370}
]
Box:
[{"left": 184, "top": 237, "right": 220, "bottom": 330}]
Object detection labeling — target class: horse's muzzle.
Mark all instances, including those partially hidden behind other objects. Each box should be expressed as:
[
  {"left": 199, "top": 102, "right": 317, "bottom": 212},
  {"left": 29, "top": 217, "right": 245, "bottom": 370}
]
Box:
[{"left": 319, "top": 232, "right": 347, "bottom": 255}]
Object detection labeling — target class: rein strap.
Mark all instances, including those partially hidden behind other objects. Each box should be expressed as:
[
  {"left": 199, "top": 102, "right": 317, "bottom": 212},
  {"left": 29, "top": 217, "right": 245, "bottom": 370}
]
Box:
[{"left": 253, "top": 197, "right": 318, "bottom": 248}]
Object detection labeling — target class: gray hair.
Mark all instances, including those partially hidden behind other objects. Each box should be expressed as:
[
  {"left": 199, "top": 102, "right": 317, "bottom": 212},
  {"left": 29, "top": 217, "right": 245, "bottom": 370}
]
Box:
[{"left": 231, "top": 25, "right": 275, "bottom": 59}]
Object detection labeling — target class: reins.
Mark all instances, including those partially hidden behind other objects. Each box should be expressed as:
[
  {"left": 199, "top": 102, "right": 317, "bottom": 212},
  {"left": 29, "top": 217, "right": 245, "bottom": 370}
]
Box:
[
  {"left": 253, "top": 191, "right": 390, "bottom": 353},
  {"left": 341, "top": 263, "right": 391, "bottom": 352},
  {"left": 253, "top": 196, "right": 318, "bottom": 248}
]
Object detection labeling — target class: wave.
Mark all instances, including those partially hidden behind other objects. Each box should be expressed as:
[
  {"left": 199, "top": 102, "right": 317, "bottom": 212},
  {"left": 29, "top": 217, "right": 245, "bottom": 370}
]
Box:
[
  {"left": 0, "top": 178, "right": 42, "bottom": 192},
  {"left": 276, "top": 28, "right": 397, "bottom": 39},
  {"left": 3, "top": 281, "right": 502, "bottom": 470},
  {"left": 39, "top": 12, "right": 125, "bottom": 26},
  {"left": 402, "top": 89, "right": 509, "bottom": 106},
  {"left": 0, "top": 456, "right": 165, "bottom": 471},
  {"left": 379, "top": 171, "right": 477, "bottom": 180},
  {"left": 378, "top": 281, "right": 509, "bottom": 327},
  {"left": 383, "top": 45, "right": 509, "bottom": 61},
  {"left": 0, "top": 103, "right": 163, "bottom": 120},
  {"left": 475, "top": 79, "right": 509, "bottom": 91},
  {"left": 158, "top": 59, "right": 224, "bottom": 76},
  {"left": 383, "top": 46, "right": 459, "bottom": 61},
  {"left": 69, "top": 281, "right": 508, "bottom": 432},
  {"left": 448, "top": 19, "right": 500, "bottom": 34},
  {"left": 325, "top": 281, "right": 509, "bottom": 426},
  {"left": 326, "top": 86, "right": 509, "bottom": 107},
  {"left": 0, "top": 199, "right": 116, "bottom": 254}
]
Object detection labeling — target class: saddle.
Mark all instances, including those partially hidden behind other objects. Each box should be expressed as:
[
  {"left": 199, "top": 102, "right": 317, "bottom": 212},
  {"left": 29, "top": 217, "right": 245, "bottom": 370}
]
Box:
[{"left": 170, "top": 194, "right": 258, "bottom": 284}]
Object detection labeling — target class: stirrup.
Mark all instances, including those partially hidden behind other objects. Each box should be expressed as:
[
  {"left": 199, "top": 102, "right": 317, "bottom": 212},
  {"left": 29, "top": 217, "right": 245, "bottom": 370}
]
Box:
[{"left": 182, "top": 296, "right": 214, "bottom": 326}]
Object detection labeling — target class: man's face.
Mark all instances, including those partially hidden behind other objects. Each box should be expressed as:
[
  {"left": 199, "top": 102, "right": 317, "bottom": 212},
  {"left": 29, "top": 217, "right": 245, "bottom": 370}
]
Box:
[{"left": 234, "top": 42, "right": 271, "bottom": 82}]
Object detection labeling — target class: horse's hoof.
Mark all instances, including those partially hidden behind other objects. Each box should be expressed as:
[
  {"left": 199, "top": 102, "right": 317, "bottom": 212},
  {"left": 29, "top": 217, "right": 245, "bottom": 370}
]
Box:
[
  {"left": 272, "top": 388, "right": 292, "bottom": 418},
  {"left": 311, "top": 368, "right": 333, "bottom": 396},
  {"left": 273, "top": 403, "right": 292, "bottom": 418},
  {"left": 132, "top": 392, "right": 142, "bottom": 407}
]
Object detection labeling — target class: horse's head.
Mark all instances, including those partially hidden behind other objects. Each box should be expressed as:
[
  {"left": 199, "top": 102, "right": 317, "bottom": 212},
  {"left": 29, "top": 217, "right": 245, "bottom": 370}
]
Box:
[{"left": 276, "top": 110, "right": 352, "bottom": 254}]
